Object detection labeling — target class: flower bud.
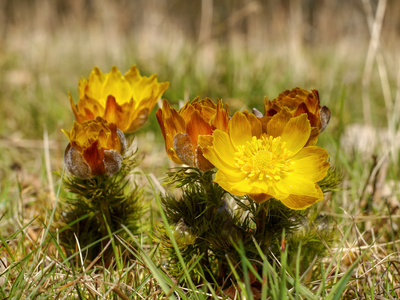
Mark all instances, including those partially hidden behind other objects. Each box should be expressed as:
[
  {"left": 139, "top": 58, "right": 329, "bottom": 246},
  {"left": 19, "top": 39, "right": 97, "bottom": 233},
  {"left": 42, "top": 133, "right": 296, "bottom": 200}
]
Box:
[
  {"left": 156, "top": 97, "right": 229, "bottom": 171},
  {"left": 62, "top": 117, "right": 127, "bottom": 178}
]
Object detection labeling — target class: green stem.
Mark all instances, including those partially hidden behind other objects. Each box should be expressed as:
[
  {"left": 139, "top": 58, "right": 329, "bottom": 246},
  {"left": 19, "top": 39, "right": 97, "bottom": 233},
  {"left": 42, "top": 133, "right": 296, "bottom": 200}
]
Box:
[
  {"left": 100, "top": 198, "right": 122, "bottom": 270},
  {"left": 202, "top": 171, "right": 215, "bottom": 282},
  {"left": 255, "top": 202, "right": 268, "bottom": 246}
]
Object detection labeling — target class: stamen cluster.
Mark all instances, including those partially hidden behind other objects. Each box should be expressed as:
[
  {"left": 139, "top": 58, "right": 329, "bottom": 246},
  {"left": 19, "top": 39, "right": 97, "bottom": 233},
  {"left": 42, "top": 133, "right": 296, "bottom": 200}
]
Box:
[{"left": 235, "top": 135, "right": 293, "bottom": 182}]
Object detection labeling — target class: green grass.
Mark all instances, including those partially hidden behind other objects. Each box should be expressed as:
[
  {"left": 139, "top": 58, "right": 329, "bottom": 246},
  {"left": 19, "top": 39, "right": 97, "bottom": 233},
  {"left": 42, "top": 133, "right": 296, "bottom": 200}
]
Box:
[{"left": 1, "top": 1, "right": 400, "bottom": 298}]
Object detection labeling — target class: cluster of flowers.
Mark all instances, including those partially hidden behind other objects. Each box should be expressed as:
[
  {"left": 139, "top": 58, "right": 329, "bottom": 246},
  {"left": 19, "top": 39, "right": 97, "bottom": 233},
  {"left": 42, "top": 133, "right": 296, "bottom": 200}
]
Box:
[
  {"left": 62, "top": 65, "right": 169, "bottom": 176},
  {"left": 157, "top": 89, "right": 331, "bottom": 210},
  {"left": 62, "top": 63, "right": 331, "bottom": 214},
  {"left": 60, "top": 64, "right": 334, "bottom": 296}
]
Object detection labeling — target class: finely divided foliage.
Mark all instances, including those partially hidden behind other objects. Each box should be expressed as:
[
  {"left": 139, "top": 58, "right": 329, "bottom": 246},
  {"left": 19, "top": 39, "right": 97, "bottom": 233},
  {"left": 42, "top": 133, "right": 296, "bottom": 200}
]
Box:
[
  {"left": 60, "top": 63, "right": 338, "bottom": 298},
  {"left": 2, "top": 2, "right": 400, "bottom": 297}
]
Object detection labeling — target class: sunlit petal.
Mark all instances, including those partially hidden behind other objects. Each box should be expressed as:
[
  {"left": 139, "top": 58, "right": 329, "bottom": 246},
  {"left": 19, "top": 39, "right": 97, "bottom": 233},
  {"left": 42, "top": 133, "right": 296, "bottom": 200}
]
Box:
[
  {"left": 157, "top": 98, "right": 230, "bottom": 171},
  {"left": 70, "top": 65, "right": 169, "bottom": 133},
  {"left": 280, "top": 114, "right": 311, "bottom": 154},
  {"left": 229, "top": 112, "right": 252, "bottom": 148}
]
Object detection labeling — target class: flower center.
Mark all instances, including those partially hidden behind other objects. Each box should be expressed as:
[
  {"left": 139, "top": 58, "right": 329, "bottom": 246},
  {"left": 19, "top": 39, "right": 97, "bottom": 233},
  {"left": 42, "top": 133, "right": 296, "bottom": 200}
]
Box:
[{"left": 234, "top": 135, "right": 293, "bottom": 182}]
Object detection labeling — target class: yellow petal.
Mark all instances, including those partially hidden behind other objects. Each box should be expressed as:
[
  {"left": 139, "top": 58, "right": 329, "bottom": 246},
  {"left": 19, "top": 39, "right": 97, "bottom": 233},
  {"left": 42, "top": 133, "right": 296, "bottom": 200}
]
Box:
[
  {"left": 167, "top": 148, "right": 184, "bottom": 164},
  {"left": 267, "top": 107, "right": 292, "bottom": 137},
  {"left": 305, "top": 127, "right": 319, "bottom": 146},
  {"left": 124, "top": 65, "right": 140, "bottom": 84},
  {"left": 279, "top": 185, "right": 323, "bottom": 210},
  {"left": 243, "top": 110, "right": 262, "bottom": 138},
  {"left": 202, "top": 144, "right": 244, "bottom": 181},
  {"left": 211, "top": 129, "right": 237, "bottom": 168},
  {"left": 280, "top": 114, "right": 311, "bottom": 154},
  {"left": 214, "top": 171, "right": 247, "bottom": 196},
  {"left": 73, "top": 94, "right": 105, "bottom": 123},
  {"left": 291, "top": 146, "right": 329, "bottom": 182},
  {"left": 179, "top": 104, "right": 196, "bottom": 122},
  {"left": 130, "top": 74, "right": 156, "bottom": 102},
  {"left": 231, "top": 178, "right": 264, "bottom": 194},
  {"left": 74, "top": 65, "right": 168, "bottom": 133},
  {"left": 229, "top": 112, "right": 252, "bottom": 148},
  {"left": 202, "top": 147, "right": 238, "bottom": 177},
  {"left": 198, "top": 135, "right": 213, "bottom": 149},
  {"left": 275, "top": 174, "right": 321, "bottom": 199},
  {"left": 195, "top": 145, "right": 214, "bottom": 171},
  {"left": 83, "top": 67, "right": 105, "bottom": 104},
  {"left": 126, "top": 107, "right": 149, "bottom": 132},
  {"left": 250, "top": 180, "right": 289, "bottom": 200},
  {"left": 102, "top": 66, "right": 132, "bottom": 104}
]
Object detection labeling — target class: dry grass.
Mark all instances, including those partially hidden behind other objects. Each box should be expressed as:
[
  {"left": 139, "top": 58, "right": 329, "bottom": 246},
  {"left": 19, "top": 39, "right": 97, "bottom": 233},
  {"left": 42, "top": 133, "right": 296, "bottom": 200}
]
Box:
[{"left": 1, "top": 0, "right": 400, "bottom": 298}]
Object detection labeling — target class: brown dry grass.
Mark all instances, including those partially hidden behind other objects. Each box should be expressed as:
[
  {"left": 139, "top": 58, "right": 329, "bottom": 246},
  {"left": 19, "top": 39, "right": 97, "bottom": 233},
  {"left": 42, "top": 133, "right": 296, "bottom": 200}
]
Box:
[{"left": 1, "top": 0, "right": 400, "bottom": 298}]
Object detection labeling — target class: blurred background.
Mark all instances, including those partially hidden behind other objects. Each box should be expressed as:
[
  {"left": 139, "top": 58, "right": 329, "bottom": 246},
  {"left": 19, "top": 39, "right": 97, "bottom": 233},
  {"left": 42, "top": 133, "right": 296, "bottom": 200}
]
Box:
[{"left": 0, "top": 0, "right": 399, "bottom": 177}]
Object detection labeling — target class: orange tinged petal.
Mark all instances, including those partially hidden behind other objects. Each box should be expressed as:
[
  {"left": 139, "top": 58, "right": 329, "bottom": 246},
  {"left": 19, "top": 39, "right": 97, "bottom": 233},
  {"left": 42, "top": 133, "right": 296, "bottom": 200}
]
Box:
[
  {"left": 83, "top": 141, "right": 105, "bottom": 176},
  {"left": 210, "top": 100, "right": 229, "bottom": 131},
  {"left": 266, "top": 107, "right": 292, "bottom": 138},
  {"left": 156, "top": 107, "right": 167, "bottom": 142},
  {"left": 197, "top": 135, "right": 213, "bottom": 149},
  {"left": 103, "top": 95, "right": 122, "bottom": 125},
  {"left": 126, "top": 107, "right": 150, "bottom": 132},
  {"left": 70, "top": 65, "right": 168, "bottom": 132},
  {"left": 179, "top": 104, "right": 196, "bottom": 122},
  {"left": 62, "top": 117, "right": 124, "bottom": 177},
  {"left": 124, "top": 65, "right": 141, "bottom": 84},
  {"left": 243, "top": 110, "right": 262, "bottom": 138},
  {"left": 186, "top": 110, "right": 213, "bottom": 147},
  {"left": 157, "top": 97, "right": 229, "bottom": 170},
  {"left": 279, "top": 185, "right": 323, "bottom": 210},
  {"left": 263, "top": 87, "right": 328, "bottom": 134},
  {"left": 294, "top": 102, "right": 319, "bottom": 128},
  {"left": 195, "top": 145, "right": 214, "bottom": 171},
  {"left": 247, "top": 193, "right": 273, "bottom": 203}
]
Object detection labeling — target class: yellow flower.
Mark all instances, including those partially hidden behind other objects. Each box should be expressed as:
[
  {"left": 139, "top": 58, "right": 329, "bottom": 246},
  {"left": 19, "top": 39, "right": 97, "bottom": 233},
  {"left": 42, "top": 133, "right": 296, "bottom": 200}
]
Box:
[
  {"left": 202, "top": 111, "right": 329, "bottom": 210},
  {"left": 263, "top": 88, "right": 331, "bottom": 145},
  {"left": 156, "top": 98, "right": 229, "bottom": 171},
  {"left": 69, "top": 65, "right": 169, "bottom": 133},
  {"left": 62, "top": 117, "right": 127, "bottom": 178}
]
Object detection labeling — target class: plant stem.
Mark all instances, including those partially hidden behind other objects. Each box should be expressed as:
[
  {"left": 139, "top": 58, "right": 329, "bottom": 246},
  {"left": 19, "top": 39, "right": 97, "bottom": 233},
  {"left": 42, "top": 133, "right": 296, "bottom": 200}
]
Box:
[
  {"left": 255, "top": 202, "right": 268, "bottom": 247},
  {"left": 100, "top": 197, "right": 122, "bottom": 269}
]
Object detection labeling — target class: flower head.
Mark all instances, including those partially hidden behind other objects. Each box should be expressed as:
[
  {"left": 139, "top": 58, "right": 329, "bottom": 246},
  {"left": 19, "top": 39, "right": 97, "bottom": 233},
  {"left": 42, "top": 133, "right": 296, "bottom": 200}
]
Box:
[
  {"left": 62, "top": 117, "right": 127, "bottom": 178},
  {"left": 156, "top": 98, "right": 229, "bottom": 171},
  {"left": 264, "top": 88, "right": 331, "bottom": 145},
  {"left": 202, "top": 111, "right": 329, "bottom": 210},
  {"left": 70, "top": 65, "right": 169, "bottom": 133}
]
